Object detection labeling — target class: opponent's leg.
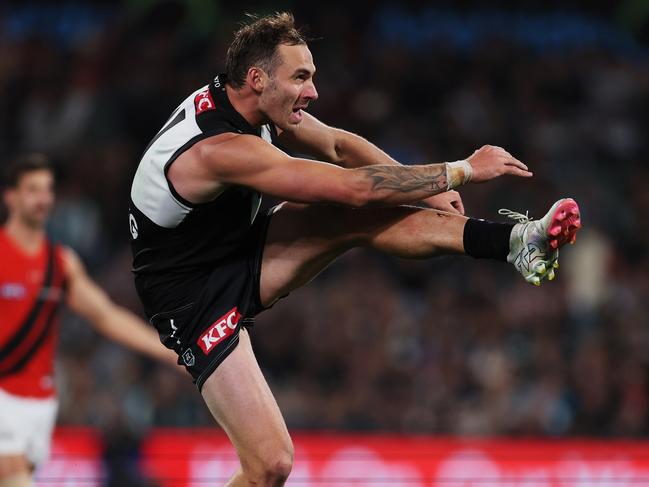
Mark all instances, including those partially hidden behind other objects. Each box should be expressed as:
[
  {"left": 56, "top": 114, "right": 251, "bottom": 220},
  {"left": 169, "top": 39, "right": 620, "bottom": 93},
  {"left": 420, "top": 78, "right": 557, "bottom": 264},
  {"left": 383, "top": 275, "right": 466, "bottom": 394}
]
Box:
[
  {"left": 201, "top": 329, "right": 293, "bottom": 487},
  {"left": 0, "top": 456, "right": 32, "bottom": 487}
]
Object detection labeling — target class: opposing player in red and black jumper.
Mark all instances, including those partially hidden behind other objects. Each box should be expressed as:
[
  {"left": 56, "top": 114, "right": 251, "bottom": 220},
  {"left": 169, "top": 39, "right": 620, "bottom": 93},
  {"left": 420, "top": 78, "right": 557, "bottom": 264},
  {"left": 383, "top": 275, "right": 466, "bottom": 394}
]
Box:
[{"left": 0, "top": 155, "right": 178, "bottom": 487}]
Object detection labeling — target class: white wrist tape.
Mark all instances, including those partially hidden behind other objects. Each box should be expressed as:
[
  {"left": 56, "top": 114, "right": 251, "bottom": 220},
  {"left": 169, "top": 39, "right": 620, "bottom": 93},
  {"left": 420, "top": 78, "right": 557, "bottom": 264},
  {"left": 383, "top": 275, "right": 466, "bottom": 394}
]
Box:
[{"left": 445, "top": 159, "right": 473, "bottom": 190}]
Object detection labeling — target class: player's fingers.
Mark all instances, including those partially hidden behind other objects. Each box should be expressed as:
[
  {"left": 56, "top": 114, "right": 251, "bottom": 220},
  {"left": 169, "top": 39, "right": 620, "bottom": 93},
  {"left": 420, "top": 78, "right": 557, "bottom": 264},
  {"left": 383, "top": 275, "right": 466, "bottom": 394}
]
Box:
[
  {"left": 435, "top": 200, "right": 459, "bottom": 214},
  {"left": 507, "top": 166, "right": 533, "bottom": 177},
  {"left": 444, "top": 191, "right": 465, "bottom": 215},
  {"left": 505, "top": 157, "right": 529, "bottom": 171},
  {"left": 454, "top": 198, "right": 465, "bottom": 215}
]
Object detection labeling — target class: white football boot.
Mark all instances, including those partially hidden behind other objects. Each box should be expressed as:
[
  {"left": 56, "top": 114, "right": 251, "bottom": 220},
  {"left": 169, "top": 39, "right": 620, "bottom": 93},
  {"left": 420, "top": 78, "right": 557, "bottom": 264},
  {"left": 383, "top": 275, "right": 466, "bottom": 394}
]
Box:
[{"left": 501, "top": 198, "right": 581, "bottom": 286}]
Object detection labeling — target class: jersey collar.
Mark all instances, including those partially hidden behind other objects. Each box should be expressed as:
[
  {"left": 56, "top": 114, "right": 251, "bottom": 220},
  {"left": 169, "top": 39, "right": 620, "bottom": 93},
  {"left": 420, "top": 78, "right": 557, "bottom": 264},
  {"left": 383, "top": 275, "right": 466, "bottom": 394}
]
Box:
[{"left": 209, "top": 74, "right": 260, "bottom": 137}]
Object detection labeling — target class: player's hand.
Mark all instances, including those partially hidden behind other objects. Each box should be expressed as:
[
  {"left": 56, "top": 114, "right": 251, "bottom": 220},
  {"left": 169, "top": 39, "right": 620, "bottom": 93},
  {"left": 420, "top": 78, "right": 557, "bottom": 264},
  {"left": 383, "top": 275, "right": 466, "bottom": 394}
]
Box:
[
  {"left": 467, "top": 145, "right": 532, "bottom": 182},
  {"left": 421, "top": 191, "right": 465, "bottom": 215}
]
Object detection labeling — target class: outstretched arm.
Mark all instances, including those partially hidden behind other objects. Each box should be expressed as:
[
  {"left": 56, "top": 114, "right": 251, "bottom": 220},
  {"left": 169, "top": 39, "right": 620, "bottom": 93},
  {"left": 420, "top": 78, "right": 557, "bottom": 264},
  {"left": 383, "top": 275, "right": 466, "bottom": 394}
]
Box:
[
  {"left": 190, "top": 131, "right": 530, "bottom": 208},
  {"left": 63, "top": 248, "right": 178, "bottom": 368}
]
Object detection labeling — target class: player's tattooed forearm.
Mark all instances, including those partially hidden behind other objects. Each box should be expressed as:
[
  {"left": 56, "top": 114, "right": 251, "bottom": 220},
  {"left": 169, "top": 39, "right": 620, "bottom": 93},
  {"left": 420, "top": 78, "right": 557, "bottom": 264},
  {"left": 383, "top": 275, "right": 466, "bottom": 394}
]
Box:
[{"left": 360, "top": 165, "right": 448, "bottom": 193}]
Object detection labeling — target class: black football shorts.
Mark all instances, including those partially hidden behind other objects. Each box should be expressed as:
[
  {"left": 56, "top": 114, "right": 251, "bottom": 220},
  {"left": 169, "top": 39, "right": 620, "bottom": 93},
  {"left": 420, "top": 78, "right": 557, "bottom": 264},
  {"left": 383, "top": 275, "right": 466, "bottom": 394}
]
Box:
[{"left": 144, "top": 207, "right": 277, "bottom": 391}]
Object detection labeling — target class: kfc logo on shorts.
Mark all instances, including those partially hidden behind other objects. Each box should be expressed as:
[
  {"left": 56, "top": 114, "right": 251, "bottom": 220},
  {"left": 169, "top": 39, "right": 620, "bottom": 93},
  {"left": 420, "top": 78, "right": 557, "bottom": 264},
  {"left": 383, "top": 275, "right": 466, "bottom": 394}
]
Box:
[
  {"left": 194, "top": 88, "right": 216, "bottom": 115},
  {"left": 198, "top": 307, "right": 241, "bottom": 355}
]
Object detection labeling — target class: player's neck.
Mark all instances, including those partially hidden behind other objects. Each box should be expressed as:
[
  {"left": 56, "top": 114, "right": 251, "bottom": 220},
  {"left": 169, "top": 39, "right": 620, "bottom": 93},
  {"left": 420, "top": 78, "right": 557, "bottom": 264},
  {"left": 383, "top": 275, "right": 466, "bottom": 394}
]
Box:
[
  {"left": 4, "top": 218, "right": 46, "bottom": 255},
  {"left": 225, "top": 84, "right": 265, "bottom": 128}
]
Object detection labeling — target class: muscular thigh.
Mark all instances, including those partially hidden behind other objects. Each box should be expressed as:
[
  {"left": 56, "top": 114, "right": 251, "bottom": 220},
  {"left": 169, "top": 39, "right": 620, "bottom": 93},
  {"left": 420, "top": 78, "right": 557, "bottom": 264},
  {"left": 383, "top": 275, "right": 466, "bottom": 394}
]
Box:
[
  {"left": 259, "top": 203, "right": 367, "bottom": 308},
  {"left": 259, "top": 202, "right": 441, "bottom": 308}
]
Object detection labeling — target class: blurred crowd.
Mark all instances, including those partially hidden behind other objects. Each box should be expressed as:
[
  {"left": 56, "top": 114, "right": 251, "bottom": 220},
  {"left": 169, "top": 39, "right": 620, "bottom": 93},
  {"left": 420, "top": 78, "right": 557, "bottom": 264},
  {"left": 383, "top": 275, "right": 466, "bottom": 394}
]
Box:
[{"left": 1, "top": 1, "right": 648, "bottom": 441}]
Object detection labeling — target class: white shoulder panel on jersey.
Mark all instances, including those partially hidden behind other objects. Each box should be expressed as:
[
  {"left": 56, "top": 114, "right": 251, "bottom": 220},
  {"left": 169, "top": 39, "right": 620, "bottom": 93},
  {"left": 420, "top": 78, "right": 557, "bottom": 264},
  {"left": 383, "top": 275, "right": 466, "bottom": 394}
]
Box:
[{"left": 131, "top": 87, "right": 204, "bottom": 229}]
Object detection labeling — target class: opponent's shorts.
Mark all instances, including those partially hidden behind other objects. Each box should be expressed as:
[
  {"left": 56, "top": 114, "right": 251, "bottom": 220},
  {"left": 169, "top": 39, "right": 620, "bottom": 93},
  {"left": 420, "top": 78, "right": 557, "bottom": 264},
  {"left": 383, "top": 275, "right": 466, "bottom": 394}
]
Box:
[
  {"left": 0, "top": 388, "right": 58, "bottom": 466},
  {"left": 145, "top": 207, "right": 279, "bottom": 391}
]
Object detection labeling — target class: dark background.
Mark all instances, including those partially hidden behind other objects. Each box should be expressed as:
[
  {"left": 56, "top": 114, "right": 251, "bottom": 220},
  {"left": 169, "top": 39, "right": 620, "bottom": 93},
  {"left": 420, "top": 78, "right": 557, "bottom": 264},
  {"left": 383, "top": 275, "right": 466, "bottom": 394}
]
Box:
[{"left": 1, "top": 0, "right": 648, "bottom": 446}]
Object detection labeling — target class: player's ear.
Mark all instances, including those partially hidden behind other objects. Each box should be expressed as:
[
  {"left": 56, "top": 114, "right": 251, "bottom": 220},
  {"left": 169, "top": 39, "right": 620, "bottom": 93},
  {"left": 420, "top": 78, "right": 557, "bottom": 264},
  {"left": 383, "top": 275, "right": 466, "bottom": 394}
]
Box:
[{"left": 246, "top": 67, "right": 266, "bottom": 93}]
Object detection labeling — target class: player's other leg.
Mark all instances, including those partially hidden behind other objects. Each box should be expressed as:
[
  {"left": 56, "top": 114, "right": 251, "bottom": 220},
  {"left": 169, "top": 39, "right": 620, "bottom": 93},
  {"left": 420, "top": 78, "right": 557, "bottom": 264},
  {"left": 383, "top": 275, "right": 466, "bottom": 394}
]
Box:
[
  {"left": 259, "top": 199, "right": 580, "bottom": 308},
  {"left": 0, "top": 456, "right": 32, "bottom": 487},
  {"left": 201, "top": 329, "right": 293, "bottom": 487},
  {"left": 199, "top": 204, "right": 468, "bottom": 485}
]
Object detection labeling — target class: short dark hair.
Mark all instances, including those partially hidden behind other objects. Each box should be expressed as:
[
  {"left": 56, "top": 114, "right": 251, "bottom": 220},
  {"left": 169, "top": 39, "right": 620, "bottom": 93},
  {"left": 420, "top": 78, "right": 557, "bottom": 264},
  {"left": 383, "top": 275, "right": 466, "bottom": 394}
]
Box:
[
  {"left": 4, "top": 153, "right": 53, "bottom": 188},
  {"left": 225, "top": 12, "right": 307, "bottom": 89}
]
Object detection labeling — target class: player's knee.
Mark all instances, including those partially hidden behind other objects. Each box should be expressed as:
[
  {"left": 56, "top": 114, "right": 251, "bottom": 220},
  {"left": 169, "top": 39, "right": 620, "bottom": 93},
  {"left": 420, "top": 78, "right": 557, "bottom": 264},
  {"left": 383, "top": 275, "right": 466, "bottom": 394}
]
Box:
[
  {"left": 261, "top": 447, "right": 293, "bottom": 485},
  {"left": 244, "top": 446, "right": 294, "bottom": 486},
  {"left": 264, "top": 454, "right": 293, "bottom": 485}
]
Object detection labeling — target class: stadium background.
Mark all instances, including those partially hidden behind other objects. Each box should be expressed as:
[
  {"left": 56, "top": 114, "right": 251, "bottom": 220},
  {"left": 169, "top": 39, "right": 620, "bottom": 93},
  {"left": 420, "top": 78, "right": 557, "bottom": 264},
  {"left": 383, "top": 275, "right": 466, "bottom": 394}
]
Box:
[{"left": 1, "top": 0, "right": 648, "bottom": 485}]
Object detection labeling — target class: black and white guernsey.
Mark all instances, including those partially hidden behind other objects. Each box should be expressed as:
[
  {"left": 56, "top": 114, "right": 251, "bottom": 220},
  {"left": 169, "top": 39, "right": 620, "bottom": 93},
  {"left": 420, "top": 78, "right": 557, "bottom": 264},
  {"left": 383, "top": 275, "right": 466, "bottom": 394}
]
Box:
[{"left": 129, "top": 74, "right": 278, "bottom": 317}]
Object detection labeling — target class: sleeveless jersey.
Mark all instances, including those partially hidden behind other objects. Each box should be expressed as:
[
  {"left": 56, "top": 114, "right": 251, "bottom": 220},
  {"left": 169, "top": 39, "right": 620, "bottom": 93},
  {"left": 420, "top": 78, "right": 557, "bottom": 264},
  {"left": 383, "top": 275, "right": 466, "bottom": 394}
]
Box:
[
  {"left": 0, "top": 229, "right": 67, "bottom": 398},
  {"left": 129, "top": 74, "right": 279, "bottom": 317}
]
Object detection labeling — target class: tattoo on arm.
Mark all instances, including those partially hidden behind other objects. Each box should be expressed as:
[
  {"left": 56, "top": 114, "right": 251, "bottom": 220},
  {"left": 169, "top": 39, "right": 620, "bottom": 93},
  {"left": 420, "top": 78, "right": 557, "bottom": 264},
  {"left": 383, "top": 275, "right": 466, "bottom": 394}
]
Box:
[{"left": 360, "top": 164, "right": 448, "bottom": 193}]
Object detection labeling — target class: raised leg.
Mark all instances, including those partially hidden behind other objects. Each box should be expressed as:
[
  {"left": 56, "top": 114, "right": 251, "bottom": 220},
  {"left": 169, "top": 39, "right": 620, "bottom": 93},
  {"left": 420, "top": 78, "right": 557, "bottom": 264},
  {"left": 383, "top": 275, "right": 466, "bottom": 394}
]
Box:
[{"left": 260, "top": 203, "right": 467, "bottom": 307}]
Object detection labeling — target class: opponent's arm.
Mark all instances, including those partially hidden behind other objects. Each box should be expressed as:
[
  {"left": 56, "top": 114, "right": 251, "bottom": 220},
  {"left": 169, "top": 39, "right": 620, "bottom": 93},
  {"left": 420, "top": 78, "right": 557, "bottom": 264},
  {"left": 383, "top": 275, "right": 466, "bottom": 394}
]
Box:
[
  {"left": 63, "top": 248, "right": 178, "bottom": 368},
  {"left": 197, "top": 133, "right": 531, "bottom": 208}
]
